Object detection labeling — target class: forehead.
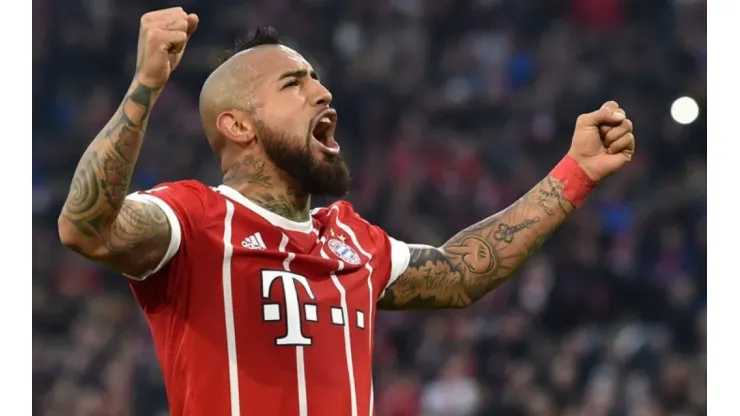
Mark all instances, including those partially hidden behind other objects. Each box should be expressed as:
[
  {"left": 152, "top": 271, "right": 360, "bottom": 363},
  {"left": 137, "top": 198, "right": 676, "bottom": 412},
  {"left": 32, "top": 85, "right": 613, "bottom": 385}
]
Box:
[{"left": 237, "top": 45, "right": 313, "bottom": 79}]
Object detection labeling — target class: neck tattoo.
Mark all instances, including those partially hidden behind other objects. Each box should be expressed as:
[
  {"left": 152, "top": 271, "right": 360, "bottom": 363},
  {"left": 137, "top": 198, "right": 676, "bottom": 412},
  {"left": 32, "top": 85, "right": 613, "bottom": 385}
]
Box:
[{"left": 223, "top": 156, "right": 310, "bottom": 222}]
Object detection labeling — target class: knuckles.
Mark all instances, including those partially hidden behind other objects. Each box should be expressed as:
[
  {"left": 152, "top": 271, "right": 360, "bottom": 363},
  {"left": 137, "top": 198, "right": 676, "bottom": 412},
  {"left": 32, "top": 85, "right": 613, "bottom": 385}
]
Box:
[
  {"left": 140, "top": 7, "right": 186, "bottom": 27},
  {"left": 602, "top": 100, "right": 619, "bottom": 109},
  {"left": 143, "top": 27, "right": 184, "bottom": 43}
]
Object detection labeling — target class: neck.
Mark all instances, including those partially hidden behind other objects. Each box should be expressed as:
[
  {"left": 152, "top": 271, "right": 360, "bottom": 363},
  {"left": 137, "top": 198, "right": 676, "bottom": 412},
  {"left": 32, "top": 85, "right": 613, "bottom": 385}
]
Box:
[{"left": 222, "top": 154, "right": 311, "bottom": 222}]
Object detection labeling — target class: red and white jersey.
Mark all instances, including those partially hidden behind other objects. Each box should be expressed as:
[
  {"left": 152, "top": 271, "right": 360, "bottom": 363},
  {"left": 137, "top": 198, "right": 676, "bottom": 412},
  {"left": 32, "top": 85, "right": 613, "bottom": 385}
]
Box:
[{"left": 125, "top": 180, "right": 410, "bottom": 416}]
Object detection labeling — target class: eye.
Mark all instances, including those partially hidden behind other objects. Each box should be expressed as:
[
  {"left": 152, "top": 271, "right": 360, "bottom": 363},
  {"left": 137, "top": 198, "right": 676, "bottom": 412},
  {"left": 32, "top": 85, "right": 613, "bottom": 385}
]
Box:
[{"left": 283, "top": 79, "right": 299, "bottom": 89}]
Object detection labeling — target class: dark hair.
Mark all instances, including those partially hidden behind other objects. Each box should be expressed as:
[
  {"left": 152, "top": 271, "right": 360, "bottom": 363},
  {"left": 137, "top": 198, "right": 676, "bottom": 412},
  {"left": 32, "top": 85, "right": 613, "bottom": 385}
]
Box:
[
  {"left": 237, "top": 26, "right": 282, "bottom": 52},
  {"left": 217, "top": 27, "right": 282, "bottom": 65}
]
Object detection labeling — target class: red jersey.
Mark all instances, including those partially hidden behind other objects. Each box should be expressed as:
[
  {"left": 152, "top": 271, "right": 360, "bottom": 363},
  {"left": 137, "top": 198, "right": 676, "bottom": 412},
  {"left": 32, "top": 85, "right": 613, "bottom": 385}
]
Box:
[{"left": 125, "top": 180, "right": 411, "bottom": 416}]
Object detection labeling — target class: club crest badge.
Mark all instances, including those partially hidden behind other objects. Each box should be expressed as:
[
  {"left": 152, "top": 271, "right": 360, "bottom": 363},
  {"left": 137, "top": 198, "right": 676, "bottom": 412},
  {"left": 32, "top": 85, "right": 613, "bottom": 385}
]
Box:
[{"left": 327, "top": 238, "right": 361, "bottom": 265}]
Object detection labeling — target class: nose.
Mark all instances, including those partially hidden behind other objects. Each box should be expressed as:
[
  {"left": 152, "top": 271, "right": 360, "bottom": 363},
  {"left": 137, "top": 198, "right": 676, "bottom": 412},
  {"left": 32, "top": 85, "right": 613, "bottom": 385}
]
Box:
[{"left": 311, "top": 83, "right": 332, "bottom": 107}]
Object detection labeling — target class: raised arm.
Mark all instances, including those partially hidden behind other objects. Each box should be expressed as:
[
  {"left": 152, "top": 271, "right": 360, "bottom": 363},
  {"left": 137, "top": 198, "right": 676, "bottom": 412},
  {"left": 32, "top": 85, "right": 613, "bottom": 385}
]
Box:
[
  {"left": 378, "top": 102, "right": 636, "bottom": 310},
  {"left": 58, "top": 8, "right": 198, "bottom": 277}
]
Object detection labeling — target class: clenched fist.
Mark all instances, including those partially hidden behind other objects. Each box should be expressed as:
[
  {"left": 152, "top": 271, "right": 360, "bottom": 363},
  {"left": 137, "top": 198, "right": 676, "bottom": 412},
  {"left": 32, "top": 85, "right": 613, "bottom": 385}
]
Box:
[
  {"left": 135, "top": 7, "right": 199, "bottom": 88},
  {"left": 568, "top": 101, "right": 636, "bottom": 182}
]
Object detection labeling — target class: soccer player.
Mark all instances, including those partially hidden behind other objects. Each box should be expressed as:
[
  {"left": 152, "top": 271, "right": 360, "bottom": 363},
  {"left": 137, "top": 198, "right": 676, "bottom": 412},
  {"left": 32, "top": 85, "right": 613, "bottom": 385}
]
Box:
[{"left": 58, "top": 7, "right": 636, "bottom": 416}]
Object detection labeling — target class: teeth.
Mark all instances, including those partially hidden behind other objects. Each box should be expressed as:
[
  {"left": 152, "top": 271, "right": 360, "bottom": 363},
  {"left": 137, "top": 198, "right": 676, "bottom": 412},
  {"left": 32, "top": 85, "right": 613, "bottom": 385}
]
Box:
[{"left": 320, "top": 116, "right": 331, "bottom": 124}]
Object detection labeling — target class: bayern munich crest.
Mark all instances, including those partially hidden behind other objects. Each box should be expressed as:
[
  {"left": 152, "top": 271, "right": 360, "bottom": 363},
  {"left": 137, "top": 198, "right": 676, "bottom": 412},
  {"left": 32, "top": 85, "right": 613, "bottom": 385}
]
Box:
[{"left": 327, "top": 238, "right": 361, "bottom": 265}]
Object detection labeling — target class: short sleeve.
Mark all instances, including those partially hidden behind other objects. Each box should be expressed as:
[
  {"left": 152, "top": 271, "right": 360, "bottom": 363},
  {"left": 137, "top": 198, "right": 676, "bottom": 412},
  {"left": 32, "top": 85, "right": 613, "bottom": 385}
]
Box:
[
  {"left": 386, "top": 236, "right": 411, "bottom": 289},
  {"left": 125, "top": 180, "right": 207, "bottom": 312},
  {"left": 362, "top": 221, "right": 411, "bottom": 297}
]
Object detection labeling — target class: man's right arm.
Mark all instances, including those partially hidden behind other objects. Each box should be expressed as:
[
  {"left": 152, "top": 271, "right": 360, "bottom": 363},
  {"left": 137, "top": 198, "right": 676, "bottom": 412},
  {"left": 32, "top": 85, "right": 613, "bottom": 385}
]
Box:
[
  {"left": 59, "top": 8, "right": 198, "bottom": 277},
  {"left": 57, "top": 79, "right": 167, "bottom": 277},
  {"left": 58, "top": 7, "right": 200, "bottom": 283}
]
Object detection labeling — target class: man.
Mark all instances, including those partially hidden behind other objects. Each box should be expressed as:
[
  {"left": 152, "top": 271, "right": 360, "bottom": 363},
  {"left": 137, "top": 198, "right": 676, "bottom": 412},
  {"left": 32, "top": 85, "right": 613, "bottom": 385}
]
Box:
[{"left": 58, "top": 7, "right": 635, "bottom": 416}]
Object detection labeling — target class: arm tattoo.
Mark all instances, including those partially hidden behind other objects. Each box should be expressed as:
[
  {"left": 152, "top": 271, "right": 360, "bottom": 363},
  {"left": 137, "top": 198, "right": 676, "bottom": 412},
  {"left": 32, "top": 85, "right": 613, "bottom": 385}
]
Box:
[
  {"left": 106, "top": 200, "right": 172, "bottom": 276},
  {"left": 378, "top": 175, "right": 575, "bottom": 310},
  {"left": 59, "top": 81, "right": 167, "bottom": 275}
]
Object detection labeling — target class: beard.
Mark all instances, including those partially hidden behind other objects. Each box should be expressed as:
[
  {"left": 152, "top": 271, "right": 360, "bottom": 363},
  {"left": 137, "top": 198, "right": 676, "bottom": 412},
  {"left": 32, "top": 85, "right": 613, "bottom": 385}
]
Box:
[{"left": 255, "top": 120, "right": 351, "bottom": 197}]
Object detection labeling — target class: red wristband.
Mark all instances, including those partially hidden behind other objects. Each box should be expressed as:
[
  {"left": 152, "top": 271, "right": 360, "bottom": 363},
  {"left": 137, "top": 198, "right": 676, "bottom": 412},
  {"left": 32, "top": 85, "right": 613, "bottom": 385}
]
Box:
[{"left": 549, "top": 155, "right": 596, "bottom": 208}]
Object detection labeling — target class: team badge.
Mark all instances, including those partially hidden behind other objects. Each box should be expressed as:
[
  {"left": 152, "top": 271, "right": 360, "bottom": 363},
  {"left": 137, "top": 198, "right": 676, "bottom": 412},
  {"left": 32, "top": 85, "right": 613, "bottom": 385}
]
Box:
[{"left": 327, "top": 238, "right": 361, "bottom": 265}]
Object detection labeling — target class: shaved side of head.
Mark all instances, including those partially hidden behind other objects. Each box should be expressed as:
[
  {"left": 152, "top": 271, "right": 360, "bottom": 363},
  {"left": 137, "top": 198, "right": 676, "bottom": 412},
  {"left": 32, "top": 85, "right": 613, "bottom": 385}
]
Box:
[
  {"left": 198, "top": 27, "right": 283, "bottom": 156},
  {"left": 199, "top": 56, "right": 261, "bottom": 154}
]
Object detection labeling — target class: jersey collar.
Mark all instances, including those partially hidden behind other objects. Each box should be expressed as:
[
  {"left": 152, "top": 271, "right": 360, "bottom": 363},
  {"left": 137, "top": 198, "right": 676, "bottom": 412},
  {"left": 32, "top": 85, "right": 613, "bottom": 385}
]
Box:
[{"left": 216, "top": 185, "right": 315, "bottom": 234}]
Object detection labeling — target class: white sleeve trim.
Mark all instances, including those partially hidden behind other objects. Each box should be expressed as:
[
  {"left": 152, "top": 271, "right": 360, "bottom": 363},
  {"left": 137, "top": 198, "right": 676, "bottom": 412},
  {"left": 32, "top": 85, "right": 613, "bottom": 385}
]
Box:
[
  {"left": 379, "top": 237, "right": 411, "bottom": 298},
  {"left": 124, "top": 193, "right": 182, "bottom": 280}
]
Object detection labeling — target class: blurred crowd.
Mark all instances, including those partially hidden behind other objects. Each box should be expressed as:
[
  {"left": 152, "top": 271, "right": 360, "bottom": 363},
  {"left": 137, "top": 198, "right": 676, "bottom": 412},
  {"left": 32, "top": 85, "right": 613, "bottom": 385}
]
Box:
[{"left": 32, "top": 0, "right": 707, "bottom": 415}]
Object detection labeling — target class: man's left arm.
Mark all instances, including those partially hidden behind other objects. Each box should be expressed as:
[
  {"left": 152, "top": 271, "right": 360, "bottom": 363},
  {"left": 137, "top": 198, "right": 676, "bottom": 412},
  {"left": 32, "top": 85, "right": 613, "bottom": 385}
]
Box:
[
  {"left": 378, "top": 101, "right": 635, "bottom": 310},
  {"left": 378, "top": 174, "right": 573, "bottom": 310}
]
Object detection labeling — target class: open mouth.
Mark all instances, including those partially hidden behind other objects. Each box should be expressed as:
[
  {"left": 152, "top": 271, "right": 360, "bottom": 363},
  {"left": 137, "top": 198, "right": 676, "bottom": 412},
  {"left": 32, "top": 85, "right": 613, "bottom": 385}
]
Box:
[{"left": 311, "top": 109, "right": 340, "bottom": 154}]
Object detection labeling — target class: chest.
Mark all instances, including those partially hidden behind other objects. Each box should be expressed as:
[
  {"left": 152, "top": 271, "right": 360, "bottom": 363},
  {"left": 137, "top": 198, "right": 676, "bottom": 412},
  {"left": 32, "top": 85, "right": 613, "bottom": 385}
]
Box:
[
  {"left": 189, "top": 204, "right": 390, "bottom": 340},
  {"left": 223, "top": 232, "right": 384, "bottom": 348},
  {"left": 207, "top": 214, "right": 385, "bottom": 305},
  {"left": 234, "top": 230, "right": 376, "bottom": 298}
]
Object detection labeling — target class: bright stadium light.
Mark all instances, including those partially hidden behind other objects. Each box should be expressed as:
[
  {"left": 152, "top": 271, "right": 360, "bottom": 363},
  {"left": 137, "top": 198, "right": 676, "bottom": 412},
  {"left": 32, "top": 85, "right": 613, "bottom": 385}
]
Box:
[{"left": 670, "top": 96, "right": 700, "bottom": 125}]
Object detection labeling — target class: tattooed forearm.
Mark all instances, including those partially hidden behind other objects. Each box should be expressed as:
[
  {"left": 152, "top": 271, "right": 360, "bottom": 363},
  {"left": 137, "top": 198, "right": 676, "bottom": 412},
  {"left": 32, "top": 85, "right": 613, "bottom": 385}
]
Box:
[
  {"left": 62, "top": 81, "right": 157, "bottom": 229},
  {"left": 378, "top": 175, "right": 576, "bottom": 310},
  {"left": 59, "top": 80, "right": 165, "bottom": 272}
]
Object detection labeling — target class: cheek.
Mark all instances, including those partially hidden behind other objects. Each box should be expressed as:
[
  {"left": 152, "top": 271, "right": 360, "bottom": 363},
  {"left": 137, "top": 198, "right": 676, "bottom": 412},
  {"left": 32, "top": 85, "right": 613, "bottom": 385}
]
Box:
[{"left": 262, "top": 102, "right": 308, "bottom": 135}]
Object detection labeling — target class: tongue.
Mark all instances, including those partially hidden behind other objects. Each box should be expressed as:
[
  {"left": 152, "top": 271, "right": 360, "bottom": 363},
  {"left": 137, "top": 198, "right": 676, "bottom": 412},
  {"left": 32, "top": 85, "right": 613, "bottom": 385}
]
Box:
[{"left": 319, "top": 136, "right": 340, "bottom": 154}]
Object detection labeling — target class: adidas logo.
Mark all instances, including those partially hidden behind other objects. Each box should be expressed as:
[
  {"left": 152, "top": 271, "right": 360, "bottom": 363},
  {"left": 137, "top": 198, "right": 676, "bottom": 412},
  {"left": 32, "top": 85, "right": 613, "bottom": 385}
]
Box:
[{"left": 241, "top": 232, "right": 267, "bottom": 250}]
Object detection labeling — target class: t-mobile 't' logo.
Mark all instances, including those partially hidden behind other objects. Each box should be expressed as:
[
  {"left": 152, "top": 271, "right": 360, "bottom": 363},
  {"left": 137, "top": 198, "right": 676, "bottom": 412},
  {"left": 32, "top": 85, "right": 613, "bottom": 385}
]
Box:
[{"left": 261, "top": 270, "right": 317, "bottom": 346}]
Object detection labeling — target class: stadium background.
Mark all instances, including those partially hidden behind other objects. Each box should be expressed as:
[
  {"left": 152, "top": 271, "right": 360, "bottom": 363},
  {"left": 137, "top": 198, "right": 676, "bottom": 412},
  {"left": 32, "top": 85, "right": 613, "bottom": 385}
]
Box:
[{"left": 32, "top": 0, "right": 706, "bottom": 414}]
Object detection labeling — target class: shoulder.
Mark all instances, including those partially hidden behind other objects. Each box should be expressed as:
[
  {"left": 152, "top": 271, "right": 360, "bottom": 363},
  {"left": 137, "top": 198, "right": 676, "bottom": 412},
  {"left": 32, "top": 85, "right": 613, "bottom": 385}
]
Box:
[
  {"left": 319, "top": 201, "right": 412, "bottom": 296},
  {"left": 316, "top": 200, "right": 363, "bottom": 222},
  {"left": 130, "top": 179, "right": 211, "bottom": 200},
  {"left": 128, "top": 180, "right": 221, "bottom": 216},
  {"left": 124, "top": 180, "right": 228, "bottom": 253},
  {"left": 311, "top": 200, "right": 354, "bottom": 215},
  {"left": 317, "top": 200, "right": 394, "bottom": 249},
  {"left": 312, "top": 200, "right": 372, "bottom": 232},
  {"left": 124, "top": 182, "right": 239, "bottom": 282}
]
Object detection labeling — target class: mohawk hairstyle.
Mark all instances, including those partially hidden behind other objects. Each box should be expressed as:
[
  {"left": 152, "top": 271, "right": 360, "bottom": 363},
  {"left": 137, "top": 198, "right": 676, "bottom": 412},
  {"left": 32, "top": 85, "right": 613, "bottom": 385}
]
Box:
[{"left": 217, "top": 27, "right": 282, "bottom": 65}]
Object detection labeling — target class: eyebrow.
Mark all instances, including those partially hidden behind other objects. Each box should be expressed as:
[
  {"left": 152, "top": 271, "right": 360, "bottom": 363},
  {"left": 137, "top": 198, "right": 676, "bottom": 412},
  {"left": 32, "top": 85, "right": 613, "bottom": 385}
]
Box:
[{"left": 277, "top": 69, "right": 320, "bottom": 82}]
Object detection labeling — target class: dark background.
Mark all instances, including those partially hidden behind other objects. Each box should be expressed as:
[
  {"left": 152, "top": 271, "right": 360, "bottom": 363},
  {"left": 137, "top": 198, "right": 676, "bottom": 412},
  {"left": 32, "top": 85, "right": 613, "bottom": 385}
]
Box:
[{"left": 32, "top": 0, "right": 706, "bottom": 414}]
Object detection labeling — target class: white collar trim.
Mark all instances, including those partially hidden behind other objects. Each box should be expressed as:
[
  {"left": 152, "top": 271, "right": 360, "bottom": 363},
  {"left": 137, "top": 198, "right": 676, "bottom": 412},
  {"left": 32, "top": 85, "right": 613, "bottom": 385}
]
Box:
[{"left": 216, "top": 185, "right": 315, "bottom": 234}]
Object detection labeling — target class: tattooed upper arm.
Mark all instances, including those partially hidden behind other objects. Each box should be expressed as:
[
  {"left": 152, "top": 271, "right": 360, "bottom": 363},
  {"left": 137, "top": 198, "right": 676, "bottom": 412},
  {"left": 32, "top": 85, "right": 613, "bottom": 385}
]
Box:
[
  {"left": 104, "top": 199, "right": 172, "bottom": 276},
  {"left": 64, "top": 199, "right": 172, "bottom": 278},
  {"left": 377, "top": 245, "right": 472, "bottom": 310}
]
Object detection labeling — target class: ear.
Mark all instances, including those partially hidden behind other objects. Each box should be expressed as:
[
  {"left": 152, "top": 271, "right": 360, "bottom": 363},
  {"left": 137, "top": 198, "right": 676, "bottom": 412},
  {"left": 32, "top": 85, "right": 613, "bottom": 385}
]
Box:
[{"left": 216, "top": 110, "right": 256, "bottom": 145}]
